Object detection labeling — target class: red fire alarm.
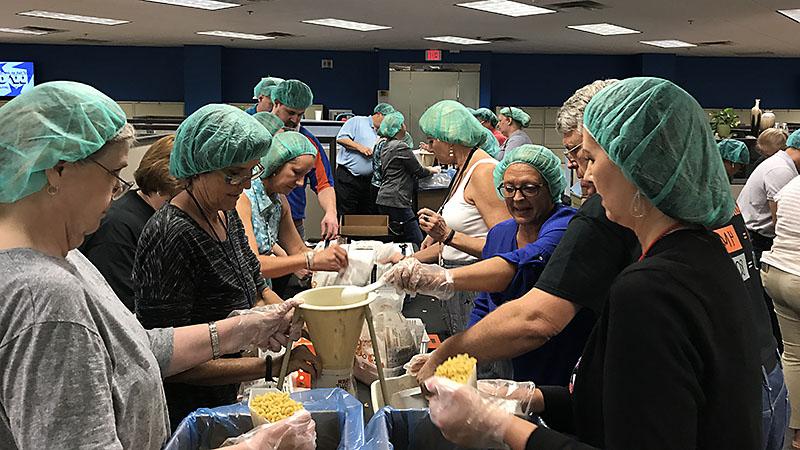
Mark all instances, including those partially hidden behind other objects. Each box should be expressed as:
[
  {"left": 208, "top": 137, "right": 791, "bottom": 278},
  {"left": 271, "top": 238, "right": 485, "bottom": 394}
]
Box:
[{"left": 425, "top": 49, "right": 442, "bottom": 62}]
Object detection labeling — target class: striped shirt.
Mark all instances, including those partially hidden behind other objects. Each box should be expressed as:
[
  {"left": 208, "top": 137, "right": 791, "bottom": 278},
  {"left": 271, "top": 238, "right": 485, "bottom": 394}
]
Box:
[{"left": 133, "top": 203, "right": 267, "bottom": 426}]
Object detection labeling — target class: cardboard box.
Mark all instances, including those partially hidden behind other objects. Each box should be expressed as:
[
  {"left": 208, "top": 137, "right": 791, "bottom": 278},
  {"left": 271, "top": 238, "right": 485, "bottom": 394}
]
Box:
[{"left": 339, "top": 215, "right": 389, "bottom": 237}]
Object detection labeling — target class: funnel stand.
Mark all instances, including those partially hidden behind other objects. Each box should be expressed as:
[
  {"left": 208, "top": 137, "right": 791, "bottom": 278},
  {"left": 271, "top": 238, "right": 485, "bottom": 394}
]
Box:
[
  {"left": 365, "top": 306, "right": 389, "bottom": 406},
  {"left": 277, "top": 310, "right": 303, "bottom": 391}
]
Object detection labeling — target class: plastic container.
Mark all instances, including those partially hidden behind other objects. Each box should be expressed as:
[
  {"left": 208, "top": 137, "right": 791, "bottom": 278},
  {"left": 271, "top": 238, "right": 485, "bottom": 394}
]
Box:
[
  {"left": 165, "top": 388, "right": 364, "bottom": 450},
  {"left": 370, "top": 374, "right": 428, "bottom": 413},
  {"left": 363, "top": 407, "right": 472, "bottom": 450}
]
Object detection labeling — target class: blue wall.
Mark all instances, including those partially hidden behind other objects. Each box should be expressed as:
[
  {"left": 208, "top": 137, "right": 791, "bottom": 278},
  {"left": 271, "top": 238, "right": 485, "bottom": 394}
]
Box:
[{"left": 2, "top": 43, "right": 799, "bottom": 115}]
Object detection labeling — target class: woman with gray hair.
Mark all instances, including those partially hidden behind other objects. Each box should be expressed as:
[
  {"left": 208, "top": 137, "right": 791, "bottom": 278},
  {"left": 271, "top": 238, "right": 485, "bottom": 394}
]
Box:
[{"left": 0, "top": 82, "right": 309, "bottom": 449}]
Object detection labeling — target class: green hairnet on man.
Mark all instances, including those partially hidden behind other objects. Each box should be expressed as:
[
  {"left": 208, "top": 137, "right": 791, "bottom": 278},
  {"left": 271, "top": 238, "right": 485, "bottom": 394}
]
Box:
[
  {"left": 253, "top": 111, "right": 285, "bottom": 137},
  {"left": 494, "top": 144, "right": 566, "bottom": 204},
  {"left": 170, "top": 103, "right": 272, "bottom": 179},
  {"left": 583, "top": 76, "right": 733, "bottom": 228},
  {"left": 374, "top": 103, "right": 396, "bottom": 116},
  {"left": 334, "top": 101, "right": 398, "bottom": 216},
  {"left": 718, "top": 139, "right": 750, "bottom": 178},
  {"left": 0, "top": 80, "right": 128, "bottom": 203},
  {"left": 472, "top": 107, "right": 507, "bottom": 152},
  {"left": 497, "top": 106, "right": 533, "bottom": 160},
  {"left": 247, "top": 76, "right": 284, "bottom": 115}
]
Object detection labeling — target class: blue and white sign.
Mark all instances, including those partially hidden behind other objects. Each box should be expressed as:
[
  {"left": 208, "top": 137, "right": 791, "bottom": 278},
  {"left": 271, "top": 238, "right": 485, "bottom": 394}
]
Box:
[{"left": 0, "top": 62, "right": 35, "bottom": 97}]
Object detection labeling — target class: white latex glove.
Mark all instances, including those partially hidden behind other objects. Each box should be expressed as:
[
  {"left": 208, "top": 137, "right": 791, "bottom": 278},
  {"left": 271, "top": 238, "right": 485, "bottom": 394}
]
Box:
[
  {"left": 425, "top": 377, "right": 513, "bottom": 449},
  {"left": 219, "top": 409, "right": 316, "bottom": 450},
  {"left": 228, "top": 299, "right": 304, "bottom": 352},
  {"left": 381, "top": 258, "right": 454, "bottom": 299},
  {"left": 478, "top": 379, "right": 538, "bottom": 416}
]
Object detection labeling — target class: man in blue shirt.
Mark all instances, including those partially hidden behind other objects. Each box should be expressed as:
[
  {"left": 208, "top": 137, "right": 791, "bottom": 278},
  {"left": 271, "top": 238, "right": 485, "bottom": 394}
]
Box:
[
  {"left": 335, "top": 103, "right": 395, "bottom": 216},
  {"left": 244, "top": 76, "right": 284, "bottom": 115},
  {"left": 269, "top": 79, "right": 338, "bottom": 239}
]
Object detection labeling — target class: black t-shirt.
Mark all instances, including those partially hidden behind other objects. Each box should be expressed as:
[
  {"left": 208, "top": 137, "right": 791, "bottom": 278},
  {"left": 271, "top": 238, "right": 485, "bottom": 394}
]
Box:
[
  {"left": 529, "top": 230, "right": 762, "bottom": 449},
  {"left": 79, "top": 190, "right": 155, "bottom": 312},
  {"left": 534, "top": 194, "right": 640, "bottom": 313}
]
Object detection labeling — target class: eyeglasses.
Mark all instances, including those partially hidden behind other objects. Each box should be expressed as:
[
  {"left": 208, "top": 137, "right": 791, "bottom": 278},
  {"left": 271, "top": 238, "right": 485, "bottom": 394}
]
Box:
[
  {"left": 223, "top": 163, "right": 265, "bottom": 186},
  {"left": 497, "top": 183, "right": 544, "bottom": 199},
  {"left": 89, "top": 158, "right": 132, "bottom": 201},
  {"left": 563, "top": 142, "right": 582, "bottom": 158}
]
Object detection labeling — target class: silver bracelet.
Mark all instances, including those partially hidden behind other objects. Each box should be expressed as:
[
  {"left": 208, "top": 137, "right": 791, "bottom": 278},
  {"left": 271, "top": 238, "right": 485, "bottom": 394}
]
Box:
[{"left": 208, "top": 321, "right": 221, "bottom": 360}]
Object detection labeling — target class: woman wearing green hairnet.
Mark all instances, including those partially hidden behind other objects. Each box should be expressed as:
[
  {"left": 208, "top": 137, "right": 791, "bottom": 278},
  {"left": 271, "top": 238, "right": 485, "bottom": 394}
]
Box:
[
  {"left": 472, "top": 107, "right": 507, "bottom": 147},
  {"left": 0, "top": 82, "right": 312, "bottom": 449},
  {"left": 421, "top": 78, "right": 764, "bottom": 450},
  {"left": 497, "top": 106, "right": 533, "bottom": 160},
  {"left": 385, "top": 145, "right": 595, "bottom": 384},
  {"left": 397, "top": 100, "right": 511, "bottom": 337},
  {"left": 237, "top": 130, "right": 348, "bottom": 294},
  {"left": 133, "top": 104, "right": 318, "bottom": 432},
  {"left": 374, "top": 111, "right": 440, "bottom": 245}
]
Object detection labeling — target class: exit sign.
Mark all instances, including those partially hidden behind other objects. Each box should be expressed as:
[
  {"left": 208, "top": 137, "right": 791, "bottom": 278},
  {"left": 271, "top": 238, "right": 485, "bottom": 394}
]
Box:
[{"left": 425, "top": 49, "right": 442, "bottom": 61}]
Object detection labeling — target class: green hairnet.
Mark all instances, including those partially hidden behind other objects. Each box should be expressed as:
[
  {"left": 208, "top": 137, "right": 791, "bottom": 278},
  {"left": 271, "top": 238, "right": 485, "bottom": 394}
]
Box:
[
  {"left": 378, "top": 111, "right": 404, "bottom": 138},
  {"left": 0, "top": 81, "right": 127, "bottom": 203},
  {"left": 583, "top": 77, "right": 734, "bottom": 229},
  {"left": 494, "top": 144, "right": 566, "bottom": 204},
  {"left": 466, "top": 107, "right": 477, "bottom": 115},
  {"left": 261, "top": 131, "right": 316, "bottom": 177},
  {"left": 272, "top": 80, "right": 313, "bottom": 110},
  {"left": 419, "top": 100, "right": 486, "bottom": 148},
  {"left": 477, "top": 126, "right": 501, "bottom": 159},
  {"left": 473, "top": 107, "right": 499, "bottom": 127},
  {"left": 374, "top": 103, "right": 396, "bottom": 115},
  {"left": 170, "top": 104, "right": 272, "bottom": 179},
  {"left": 787, "top": 129, "right": 800, "bottom": 149},
  {"left": 499, "top": 107, "right": 531, "bottom": 128},
  {"left": 253, "top": 76, "right": 284, "bottom": 100},
  {"left": 253, "top": 112, "right": 285, "bottom": 136},
  {"left": 718, "top": 139, "right": 750, "bottom": 165}
]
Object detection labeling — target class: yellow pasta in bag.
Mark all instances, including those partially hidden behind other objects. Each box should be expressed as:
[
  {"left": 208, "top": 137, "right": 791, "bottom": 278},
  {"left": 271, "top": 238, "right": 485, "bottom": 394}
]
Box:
[
  {"left": 250, "top": 391, "right": 304, "bottom": 423},
  {"left": 435, "top": 354, "right": 477, "bottom": 384}
]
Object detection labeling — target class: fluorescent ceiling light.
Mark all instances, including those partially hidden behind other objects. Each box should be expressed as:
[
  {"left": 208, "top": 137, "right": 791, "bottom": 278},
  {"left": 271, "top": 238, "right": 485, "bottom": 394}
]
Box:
[
  {"left": 18, "top": 10, "right": 129, "bottom": 26},
  {"left": 0, "top": 27, "right": 49, "bottom": 35},
  {"left": 640, "top": 39, "right": 696, "bottom": 48},
  {"left": 142, "top": 0, "right": 240, "bottom": 10},
  {"left": 778, "top": 9, "right": 800, "bottom": 24},
  {"left": 196, "top": 30, "right": 274, "bottom": 40},
  {"left": 424, "top": 35, "right": 491, "bottom": 45},
  {"left": 456, "top": 0, "right": 555, "bottom": 17},
  {"left": 301, "top": 18, "right": 390, "bottom": 32},
  {"left": 567, "top": 23, "right": 640, "bottom": 36}
]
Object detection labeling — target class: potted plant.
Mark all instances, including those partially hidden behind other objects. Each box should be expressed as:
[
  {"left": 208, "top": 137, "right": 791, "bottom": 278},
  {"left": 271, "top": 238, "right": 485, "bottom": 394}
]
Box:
[{"left": 709, "top": 108, "right": 740, "bottom": 138}]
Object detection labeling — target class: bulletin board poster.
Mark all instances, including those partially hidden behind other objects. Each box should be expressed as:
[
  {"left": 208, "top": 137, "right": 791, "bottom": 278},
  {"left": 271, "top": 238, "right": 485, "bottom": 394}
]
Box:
[{"left": 0, "top": 62, "right": 35, "bottom": 97}]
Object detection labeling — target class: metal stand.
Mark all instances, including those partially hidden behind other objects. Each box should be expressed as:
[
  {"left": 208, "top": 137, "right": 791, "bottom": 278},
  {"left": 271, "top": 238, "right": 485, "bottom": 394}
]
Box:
[
  {"left": 365, "top": 306, "right": 390, "bottom": 406},
  {"left": 277, "top": 312, "right": 303, "bottom": 391}
]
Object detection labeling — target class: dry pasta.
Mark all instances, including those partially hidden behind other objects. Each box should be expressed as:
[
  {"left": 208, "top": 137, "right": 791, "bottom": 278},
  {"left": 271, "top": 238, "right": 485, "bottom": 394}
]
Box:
[
  {"left": 435, "top": 353, "right": 477, "bottom": 384},
  {"left": 250, "top": 391, "right": 304, "bottom": 423}
]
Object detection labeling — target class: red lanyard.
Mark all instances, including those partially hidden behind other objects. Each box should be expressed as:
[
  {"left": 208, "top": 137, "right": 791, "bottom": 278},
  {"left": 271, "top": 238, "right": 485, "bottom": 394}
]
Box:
[{"left": 638, "top": 223, "right": 687, "bottom": 262}]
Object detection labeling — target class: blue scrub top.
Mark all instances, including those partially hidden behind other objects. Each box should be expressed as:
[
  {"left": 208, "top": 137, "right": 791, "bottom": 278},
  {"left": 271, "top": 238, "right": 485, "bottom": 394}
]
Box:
[{"left": 469, "top": 204, "right": 596, "bottom": 385}]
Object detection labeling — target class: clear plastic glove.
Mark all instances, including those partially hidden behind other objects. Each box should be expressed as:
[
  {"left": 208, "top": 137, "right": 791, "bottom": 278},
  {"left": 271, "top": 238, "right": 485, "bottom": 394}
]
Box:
[
  {"left": 404, "top": 353, "right": 430, "bottom": 376},
  {"left": 425, "top": 377, "right": 513, "bottom": 449},
  {"left": 381, "top": 258, "right": 454, "bottom": 299},
  {"left": 219, "top": 409, "right": 316, "bottom": 450},
  {"left": 229, "top": 299, "right": 304, "bottom": 353},
  {"left": 429, "top": 166, "right": 442, "bottom": 175},
  {"left": 478, "top": 379, "right": 538, "bottom": 416}
]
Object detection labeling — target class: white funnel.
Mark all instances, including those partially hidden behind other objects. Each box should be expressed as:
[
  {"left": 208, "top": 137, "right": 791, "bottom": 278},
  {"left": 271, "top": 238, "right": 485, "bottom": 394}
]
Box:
[{"left": 293, "top": 286, "right": 376, "bottom": 393}]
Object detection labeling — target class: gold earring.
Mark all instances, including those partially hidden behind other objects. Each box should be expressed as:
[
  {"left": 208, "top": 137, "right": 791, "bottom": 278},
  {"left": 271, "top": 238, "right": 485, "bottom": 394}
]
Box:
[
  {"left": 449, "top": 145, "right": 455, "bottom": 158},
  {"left": 46, "top": 184, "right": 59, "bottom": 196}
]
